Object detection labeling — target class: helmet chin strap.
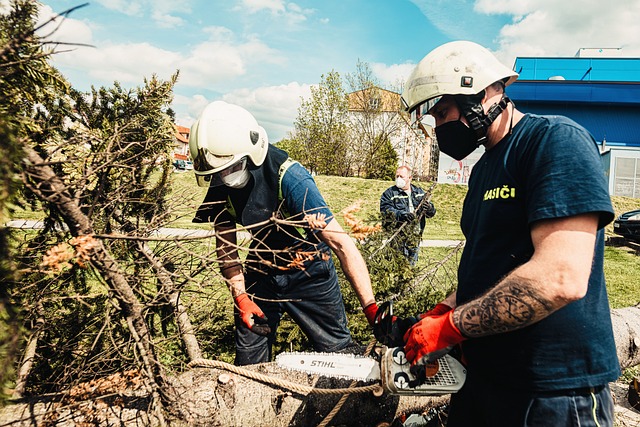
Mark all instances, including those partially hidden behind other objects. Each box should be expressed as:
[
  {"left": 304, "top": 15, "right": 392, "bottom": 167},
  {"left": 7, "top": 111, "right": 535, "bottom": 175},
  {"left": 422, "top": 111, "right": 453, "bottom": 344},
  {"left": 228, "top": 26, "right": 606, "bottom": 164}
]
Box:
[{"left": 455, "top": 93, "right": 512, "bottom": 146}]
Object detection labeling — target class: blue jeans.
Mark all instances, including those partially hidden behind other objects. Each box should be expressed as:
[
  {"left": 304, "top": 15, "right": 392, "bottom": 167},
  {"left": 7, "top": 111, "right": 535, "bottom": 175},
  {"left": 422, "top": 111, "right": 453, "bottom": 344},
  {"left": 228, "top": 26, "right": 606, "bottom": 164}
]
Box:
[
  {"left": 400, "top": 243, "right": 419, "bottom": 265},
  {"left": 234, "top": 256, "right": 353, "bottom": 365},
  {"left": 447, "top": 371, "right": 614, "bottom": 427}
]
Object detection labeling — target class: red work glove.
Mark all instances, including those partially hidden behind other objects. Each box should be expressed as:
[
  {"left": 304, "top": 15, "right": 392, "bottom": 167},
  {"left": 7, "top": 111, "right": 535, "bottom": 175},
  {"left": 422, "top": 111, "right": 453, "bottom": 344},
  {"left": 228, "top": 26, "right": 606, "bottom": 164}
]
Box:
[
  {"left": 234, "top": 294, "right": 271, "bottom": 336},
  {"left": 363, "top": 302, "right": 380, "bottom": 326},
  {"left": 418, "top": 303, "right": 452, "bottom": 319},
  {"left": 403, "top": 310, "right": 465, "bottom": 365}
]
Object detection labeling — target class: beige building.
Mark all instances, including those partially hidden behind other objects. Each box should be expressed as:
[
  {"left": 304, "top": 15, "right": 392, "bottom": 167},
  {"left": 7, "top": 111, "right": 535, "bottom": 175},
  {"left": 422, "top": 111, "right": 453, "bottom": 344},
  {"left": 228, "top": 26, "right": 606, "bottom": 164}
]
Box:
[{"left": 347, "top": 87, "right": 438, "bottom": 180}]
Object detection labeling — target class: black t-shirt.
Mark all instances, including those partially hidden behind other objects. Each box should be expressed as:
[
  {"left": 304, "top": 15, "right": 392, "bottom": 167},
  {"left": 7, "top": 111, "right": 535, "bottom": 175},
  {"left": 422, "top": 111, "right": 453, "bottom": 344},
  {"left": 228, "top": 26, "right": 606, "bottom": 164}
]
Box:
[{"left": 458, "top": 113, "right": 620, "bottom": 391}]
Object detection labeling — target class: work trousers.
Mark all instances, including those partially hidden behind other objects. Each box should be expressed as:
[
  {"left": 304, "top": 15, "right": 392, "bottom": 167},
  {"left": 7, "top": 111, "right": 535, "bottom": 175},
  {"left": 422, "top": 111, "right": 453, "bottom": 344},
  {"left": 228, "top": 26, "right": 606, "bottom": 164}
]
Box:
[
  {"left": 446, "top": 370, "right": 615, "bottom": 427},
  {"left": 234, "top": 256, "right": 353, "bottom": 365}
]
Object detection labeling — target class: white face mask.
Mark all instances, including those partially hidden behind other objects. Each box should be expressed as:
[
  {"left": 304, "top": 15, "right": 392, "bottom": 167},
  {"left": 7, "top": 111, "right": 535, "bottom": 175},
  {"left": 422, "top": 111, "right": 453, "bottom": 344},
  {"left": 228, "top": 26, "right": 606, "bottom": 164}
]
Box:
[
  {"left": 222, "top": 168, "right": 251, "bottom": 189},
  {"left": 395, "top": 177, "right": 407, "bottom": 189}
]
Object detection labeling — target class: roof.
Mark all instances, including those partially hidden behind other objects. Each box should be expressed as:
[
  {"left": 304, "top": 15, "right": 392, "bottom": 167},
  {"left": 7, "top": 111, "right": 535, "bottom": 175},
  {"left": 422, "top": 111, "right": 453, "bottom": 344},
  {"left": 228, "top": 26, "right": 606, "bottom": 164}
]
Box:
[
  {"left": 508, "top": 81, "right": 640, "bottom": 105},
  {"left": 174, "top": 124, "right": 190, "bottom": 144},
  {"left": 513, "top": 57, "right": 640, "bottom": 82},
  {"left": 509, "top": 55, "right": 640, "bottom": 147}
]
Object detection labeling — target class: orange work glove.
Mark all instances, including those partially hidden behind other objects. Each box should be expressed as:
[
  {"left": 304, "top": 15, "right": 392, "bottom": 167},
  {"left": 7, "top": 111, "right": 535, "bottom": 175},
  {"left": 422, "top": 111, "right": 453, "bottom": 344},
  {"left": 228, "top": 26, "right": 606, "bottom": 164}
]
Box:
[
  {"left": 403, "top": 310, "right": 465, "bottom": 365},
  {"left": 418, "top": 303, "right": 452, "bottom": 319},
  {"left": 363, "top": 302, "right": 380, "bottom": 326},
  {"left": 234, "top": 294, "right": 271, "bottom": 336}
]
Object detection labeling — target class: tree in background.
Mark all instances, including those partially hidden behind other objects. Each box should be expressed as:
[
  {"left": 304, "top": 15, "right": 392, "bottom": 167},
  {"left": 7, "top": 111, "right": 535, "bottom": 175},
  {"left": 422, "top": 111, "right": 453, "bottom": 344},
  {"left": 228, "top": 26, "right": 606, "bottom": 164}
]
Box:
[
  {"left": 286, "top": 71, "right": 350, "bottom": 176},
  {"left": 284, "top": 61, "right": 401, "bottom": 180},
  {"left": 345, "top": 60, "right": 401, "bottom": 180}
]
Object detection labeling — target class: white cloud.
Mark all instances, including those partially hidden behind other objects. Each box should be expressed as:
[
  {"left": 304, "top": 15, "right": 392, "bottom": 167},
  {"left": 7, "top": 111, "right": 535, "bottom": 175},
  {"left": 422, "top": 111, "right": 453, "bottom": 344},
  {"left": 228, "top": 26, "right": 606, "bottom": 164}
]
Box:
[
  {"left": 0, "top": 1, "right": 11, "bottom": 14},
  {"left": 95, "top": 0, "right": 190, "bottom": 28},
  {"left": 176, "top": 82, "right": 311, "bottom": 141},
  {"left": 475, "top": 0, "right": 640, "bottom": 64},
  {"left": 36, "top": 4, "right": 94, "bottom": 47},
  {"left": 95, "top": 0, "right": 143, "bottom": 16},
  {"left": 238, "top": 0, "right": 313, "bottom": 25},
  {"left": 223, "top": 82, "right": 311, "bottom": 141},
  {"left": 241, "top": 0, "right": 286, "bottom": 14},
  {"left": 77, "top": 42, "right": 182, "bottom": 83},
  {"left": 178, "top": 30, "right": 285, "bottom": 88},
  {"left": 37, "top": 5, "right": 285, "bottom": 91},
  {"left": 371, "top": 62, "right": 416, "bottom": 89}
]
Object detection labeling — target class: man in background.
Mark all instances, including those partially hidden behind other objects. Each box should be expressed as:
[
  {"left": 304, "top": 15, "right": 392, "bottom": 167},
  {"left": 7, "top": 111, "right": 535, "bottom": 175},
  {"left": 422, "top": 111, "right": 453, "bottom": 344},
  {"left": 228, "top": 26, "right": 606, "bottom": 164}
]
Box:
[{"left": 380, "top": 165, "right": 436, "bottom": 264}]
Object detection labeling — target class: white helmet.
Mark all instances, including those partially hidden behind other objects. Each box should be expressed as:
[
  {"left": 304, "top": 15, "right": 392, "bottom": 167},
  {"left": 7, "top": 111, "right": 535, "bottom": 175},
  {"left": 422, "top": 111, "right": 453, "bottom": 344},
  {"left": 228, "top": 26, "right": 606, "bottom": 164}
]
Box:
[
  {"left": 401, "top": 40, "right": 518, "bottom": 119},
  {"left": 189, "top": 101, "right": 268, "bottom": 187}
]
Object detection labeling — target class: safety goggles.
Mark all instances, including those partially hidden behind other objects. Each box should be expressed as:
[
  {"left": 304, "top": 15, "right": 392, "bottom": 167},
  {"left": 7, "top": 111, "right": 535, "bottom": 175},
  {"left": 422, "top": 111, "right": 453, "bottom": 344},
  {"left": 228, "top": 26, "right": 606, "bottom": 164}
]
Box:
[
  {"left": 195, "top": 156, "right": 248, "bottom": 187},
  {"left": 408, "top": 96, "right": 442, "bottom": 124}
]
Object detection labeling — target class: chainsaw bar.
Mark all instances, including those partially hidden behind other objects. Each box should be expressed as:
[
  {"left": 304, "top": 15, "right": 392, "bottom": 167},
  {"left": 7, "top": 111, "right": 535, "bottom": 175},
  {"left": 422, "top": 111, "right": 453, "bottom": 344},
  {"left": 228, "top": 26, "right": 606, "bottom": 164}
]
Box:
[{"left": 275, "top": 351, "right": 380, "bottom": 381}]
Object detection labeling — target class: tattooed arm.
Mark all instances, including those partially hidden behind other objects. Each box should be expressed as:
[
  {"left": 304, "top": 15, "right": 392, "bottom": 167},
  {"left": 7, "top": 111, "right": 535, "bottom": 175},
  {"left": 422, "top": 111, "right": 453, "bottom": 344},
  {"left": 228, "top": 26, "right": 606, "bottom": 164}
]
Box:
[{"left": 453, "top": 212, "right": 600, "bottom": 338}]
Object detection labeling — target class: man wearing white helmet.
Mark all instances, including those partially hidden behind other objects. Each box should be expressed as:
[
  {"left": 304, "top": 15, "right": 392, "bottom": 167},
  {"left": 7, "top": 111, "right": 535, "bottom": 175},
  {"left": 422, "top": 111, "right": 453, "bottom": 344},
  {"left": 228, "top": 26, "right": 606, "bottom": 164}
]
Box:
[
  {"left": 189, "top": 101, "right": 379, "bottom": 365},
  {"left": 392, "top": 41, "right": 619, "bottom": 426}
]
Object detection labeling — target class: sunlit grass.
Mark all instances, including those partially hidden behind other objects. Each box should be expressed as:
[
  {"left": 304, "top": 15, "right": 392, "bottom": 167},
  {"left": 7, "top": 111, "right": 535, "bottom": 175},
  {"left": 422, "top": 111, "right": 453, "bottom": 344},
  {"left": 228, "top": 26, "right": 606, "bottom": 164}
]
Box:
[{"left": 604, "top": 245, "right": 640, "bottom": 308}]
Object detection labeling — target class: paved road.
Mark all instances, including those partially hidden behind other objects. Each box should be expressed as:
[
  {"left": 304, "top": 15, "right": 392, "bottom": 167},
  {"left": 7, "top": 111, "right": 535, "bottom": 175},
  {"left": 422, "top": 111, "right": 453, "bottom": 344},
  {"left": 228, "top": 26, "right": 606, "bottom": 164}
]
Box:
[{"left": 5, "top": 219, "right": 464, "bottom": 247}]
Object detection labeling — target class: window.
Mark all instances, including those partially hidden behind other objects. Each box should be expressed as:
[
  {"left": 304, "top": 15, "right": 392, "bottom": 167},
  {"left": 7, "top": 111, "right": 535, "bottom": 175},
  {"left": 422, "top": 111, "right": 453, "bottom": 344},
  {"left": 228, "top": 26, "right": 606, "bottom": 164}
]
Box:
[{"left": 613, "top": 157, "right": 640, "bottom": 198}]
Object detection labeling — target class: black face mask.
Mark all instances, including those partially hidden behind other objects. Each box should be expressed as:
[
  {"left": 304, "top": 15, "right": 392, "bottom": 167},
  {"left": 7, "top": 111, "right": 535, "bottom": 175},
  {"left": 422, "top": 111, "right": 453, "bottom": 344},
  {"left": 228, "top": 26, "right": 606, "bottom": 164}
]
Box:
[{"left": 435, "top": 120, "right": 480, "bottom": 160}]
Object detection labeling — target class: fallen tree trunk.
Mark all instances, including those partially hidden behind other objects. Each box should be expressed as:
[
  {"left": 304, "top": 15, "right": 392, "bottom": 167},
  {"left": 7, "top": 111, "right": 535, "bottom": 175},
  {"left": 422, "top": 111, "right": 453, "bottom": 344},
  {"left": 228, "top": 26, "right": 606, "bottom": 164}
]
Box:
[
  {"left": 611, "top": 304, "right": 640, "bottom": 369},
  {"left": 169, "top": 362, "right": 450, "bottom": 427},
  {"left": 0, "top": 360, "right": 449, "bottom": 427},
  {"left": 3, "top": 322, "right": 640, "bottom": 427}
]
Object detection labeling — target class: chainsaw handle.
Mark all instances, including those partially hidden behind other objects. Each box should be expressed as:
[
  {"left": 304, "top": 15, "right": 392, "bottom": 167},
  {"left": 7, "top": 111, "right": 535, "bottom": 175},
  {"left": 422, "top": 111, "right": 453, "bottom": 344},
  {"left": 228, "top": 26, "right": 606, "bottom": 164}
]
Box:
[
  {"left": 373, "top": 301, "right": 418, "bottom": 347},
  {"left": 373, "top": 301, "right": 393, "bottom": 327}
]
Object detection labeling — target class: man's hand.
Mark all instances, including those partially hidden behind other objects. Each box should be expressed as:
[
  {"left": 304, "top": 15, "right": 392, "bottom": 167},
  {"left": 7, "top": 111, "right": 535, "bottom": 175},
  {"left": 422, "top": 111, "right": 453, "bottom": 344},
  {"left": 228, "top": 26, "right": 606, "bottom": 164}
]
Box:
[
  {"left": 234, "top": 294, "right": 271, "bottom": 336},
  {"left": 368, "top": 301, "right": 418, "bottom": 347},
  {"left": 403, "top": 310, "right": 465, "bottom": 365},
  {"left": 418, "top": 303, "right": 451, "bottom": 319},
  {"left": 363, "top": 302, "right": 380, "bottom": 326},
  {"left": 417, "top": 201, "right": 436, "bottom": 218},
  {"left": 400, "top": 212, "right": 416, "bottom": 222}
]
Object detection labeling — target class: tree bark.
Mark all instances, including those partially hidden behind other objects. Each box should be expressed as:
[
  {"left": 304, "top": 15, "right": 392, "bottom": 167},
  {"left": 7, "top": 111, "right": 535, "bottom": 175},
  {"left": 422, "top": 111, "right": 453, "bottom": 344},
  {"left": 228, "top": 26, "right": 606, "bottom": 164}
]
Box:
[{"left": 611, "top": 304, "right": 640, "bottom": 369}]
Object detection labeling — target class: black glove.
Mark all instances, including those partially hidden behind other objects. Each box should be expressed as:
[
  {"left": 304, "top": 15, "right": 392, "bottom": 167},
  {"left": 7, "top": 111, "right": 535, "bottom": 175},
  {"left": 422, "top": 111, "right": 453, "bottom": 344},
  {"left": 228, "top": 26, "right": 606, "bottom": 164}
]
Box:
[
  {"left": 400, "top": 212, "right": 416, "bottom": 222},
  {"left": 250, "top": 314, "right": 272, "bottom": 336},
  {"left": 372, "top": 301, "right": 418, "bottom": 347},
  {"left": 417, "top": 201, "right": 436, "bottom": 218}
]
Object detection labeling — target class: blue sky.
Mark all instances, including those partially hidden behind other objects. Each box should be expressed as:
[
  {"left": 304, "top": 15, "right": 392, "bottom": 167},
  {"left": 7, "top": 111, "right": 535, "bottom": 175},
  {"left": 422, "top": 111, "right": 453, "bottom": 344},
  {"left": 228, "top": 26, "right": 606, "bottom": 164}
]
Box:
[{"left": 28, "top": 0, "right": 640, "bottom": 141}]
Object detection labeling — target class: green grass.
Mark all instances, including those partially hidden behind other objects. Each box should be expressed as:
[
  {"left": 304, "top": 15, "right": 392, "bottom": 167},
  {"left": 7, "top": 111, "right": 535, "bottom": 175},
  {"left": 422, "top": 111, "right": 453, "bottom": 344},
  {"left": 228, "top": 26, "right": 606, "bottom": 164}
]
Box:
[
  {"left": 604, "top": 245, "right": 640, "bottom": 308},
  {"left": 314, "top": 175, "right": 467, "bottom": 240}
]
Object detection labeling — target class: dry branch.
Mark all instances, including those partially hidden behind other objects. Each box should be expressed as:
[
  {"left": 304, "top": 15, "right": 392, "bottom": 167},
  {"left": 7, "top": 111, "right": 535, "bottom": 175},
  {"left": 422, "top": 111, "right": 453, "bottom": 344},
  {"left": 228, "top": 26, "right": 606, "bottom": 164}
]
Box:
[{"left": 21, "top": 146, "right": 169, "bottom": 421}]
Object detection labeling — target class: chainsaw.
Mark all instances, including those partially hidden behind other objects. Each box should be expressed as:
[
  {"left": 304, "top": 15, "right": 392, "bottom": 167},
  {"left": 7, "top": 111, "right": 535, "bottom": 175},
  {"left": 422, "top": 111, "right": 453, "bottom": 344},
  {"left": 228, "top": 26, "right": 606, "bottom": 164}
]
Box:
[{"left": 276, "top": 302, "right": 467, "bottom": 396}]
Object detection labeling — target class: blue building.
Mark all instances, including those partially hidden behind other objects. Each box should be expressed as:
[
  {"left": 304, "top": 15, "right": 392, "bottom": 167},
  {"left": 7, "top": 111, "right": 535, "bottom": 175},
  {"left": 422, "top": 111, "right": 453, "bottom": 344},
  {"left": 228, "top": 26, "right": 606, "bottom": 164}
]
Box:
[{"left": 507, "top": 49, "right": 640, "bottom": 198}]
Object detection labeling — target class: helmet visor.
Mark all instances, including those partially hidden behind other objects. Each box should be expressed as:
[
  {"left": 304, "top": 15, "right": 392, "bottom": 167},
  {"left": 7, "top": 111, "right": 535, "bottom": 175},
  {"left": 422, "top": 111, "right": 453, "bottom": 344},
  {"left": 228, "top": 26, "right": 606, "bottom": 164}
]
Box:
[
  {"left": 409, "top": 96, "right": 442, "bottom": 124},
  {"left": 195, "top": 156, "right": 248, "bottom": 187}
]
